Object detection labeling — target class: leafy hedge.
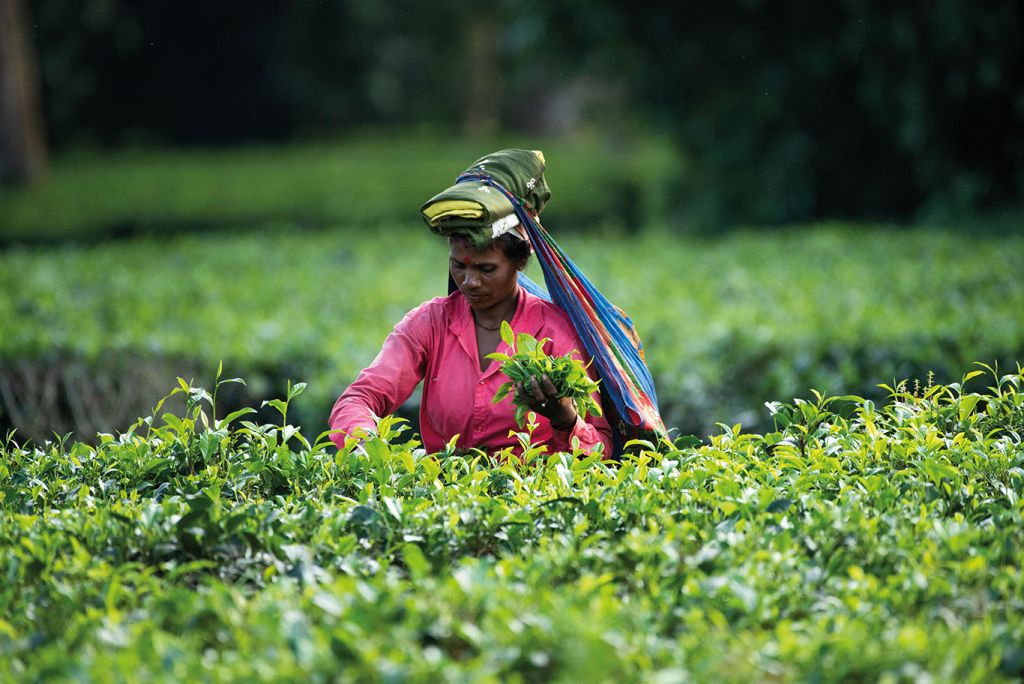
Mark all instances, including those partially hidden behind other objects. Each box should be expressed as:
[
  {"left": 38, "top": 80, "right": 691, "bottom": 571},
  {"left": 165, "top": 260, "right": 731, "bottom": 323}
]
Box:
[
  {"left": 1, "top": 366, "right": 1022, "bottom": 680},
  {"left": 1, "top": 225, "right": 1021, "bottom": 442},
  {"left": 0, "top": 132, "right": 679, "bottom": 246}
]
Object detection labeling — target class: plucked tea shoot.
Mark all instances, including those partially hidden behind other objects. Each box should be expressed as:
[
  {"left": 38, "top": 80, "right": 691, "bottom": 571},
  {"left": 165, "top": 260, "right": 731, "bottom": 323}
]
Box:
[{"left": 488, "top": 321, "right": 602, "bottom": 427}]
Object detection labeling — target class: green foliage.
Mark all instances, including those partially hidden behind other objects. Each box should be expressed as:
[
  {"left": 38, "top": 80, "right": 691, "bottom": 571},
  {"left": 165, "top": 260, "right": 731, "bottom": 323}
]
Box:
[
  {"left": 0, "top": 224, "right": 1022, "bottom": 442},
  {"left": 546, "top": 0, "right": 1024, "bottom": 224},
  {"left": 1, "top": 365, "right": 1022, "bottom": 680},
  {"left": 488, "top": 321, "right": 602, "bottom": 427},
  {"left": 0, "top": 132, "right": 680, "bottom": 245},
  {"left": 28, "top": 1, "right": 1024, "bottom": 223}
]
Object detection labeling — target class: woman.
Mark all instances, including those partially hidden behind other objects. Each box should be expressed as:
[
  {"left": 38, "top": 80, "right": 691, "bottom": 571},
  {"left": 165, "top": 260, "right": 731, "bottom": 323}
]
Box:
[
  {"left": 328, "top": 150, "right": 613, "bottom": 455},
  {"left": 331, "top": 233, "right": 610, "bottom": 454}
]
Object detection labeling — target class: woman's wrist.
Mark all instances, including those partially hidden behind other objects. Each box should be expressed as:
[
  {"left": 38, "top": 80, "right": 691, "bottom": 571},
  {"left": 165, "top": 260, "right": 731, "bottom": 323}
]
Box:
[{"left": 550, "top": 410, "right": 578, "bottom": 432}]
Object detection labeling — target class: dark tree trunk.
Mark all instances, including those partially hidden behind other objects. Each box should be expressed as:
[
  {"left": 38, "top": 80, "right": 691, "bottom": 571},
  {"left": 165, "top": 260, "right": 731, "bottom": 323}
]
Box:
[{"left": 0, "top": 0, "right": 48, "bottom": 186}]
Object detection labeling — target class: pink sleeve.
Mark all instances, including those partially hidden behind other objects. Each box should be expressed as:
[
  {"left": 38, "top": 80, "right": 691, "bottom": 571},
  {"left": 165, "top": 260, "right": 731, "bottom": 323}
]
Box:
[
  {"left": 550, "top": 410, "right": 614, "bottom": 456},
  {"left": 328, "top": 304, "right": 433, "bottom": 447}
]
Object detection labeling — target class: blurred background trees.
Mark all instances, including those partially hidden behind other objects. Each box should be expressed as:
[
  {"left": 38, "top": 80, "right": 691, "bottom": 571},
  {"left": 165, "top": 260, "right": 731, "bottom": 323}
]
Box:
[
  {"left": 599, "top": 0, "right": 1024, "bottom": 225},
  {"left": 9, "top": 0, "right": 1019, "bottom": 227}
]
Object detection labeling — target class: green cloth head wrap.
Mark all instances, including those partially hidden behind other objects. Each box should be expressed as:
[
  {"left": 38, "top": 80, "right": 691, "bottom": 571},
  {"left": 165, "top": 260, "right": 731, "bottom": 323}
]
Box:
[{"left": 420, "top": 149, "right": 550, "bottom": 248}]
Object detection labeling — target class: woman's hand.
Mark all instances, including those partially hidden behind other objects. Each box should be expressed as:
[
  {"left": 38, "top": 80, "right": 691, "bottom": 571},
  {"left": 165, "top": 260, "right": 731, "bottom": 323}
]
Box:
[{"left": 516, "top": 375, "right": 578, "bottom": 431}]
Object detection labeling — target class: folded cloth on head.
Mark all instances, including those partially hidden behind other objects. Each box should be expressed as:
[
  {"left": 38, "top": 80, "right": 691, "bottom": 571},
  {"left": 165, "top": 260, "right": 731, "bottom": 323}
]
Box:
[{"left": 421, "top": 149, "right": 550, "bottom": 248}]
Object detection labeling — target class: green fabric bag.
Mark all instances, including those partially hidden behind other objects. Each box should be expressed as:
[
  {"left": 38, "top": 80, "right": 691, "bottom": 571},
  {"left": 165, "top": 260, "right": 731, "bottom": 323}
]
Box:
[{"left": 420, "top": 149, "right": 550, "bottom": 247}]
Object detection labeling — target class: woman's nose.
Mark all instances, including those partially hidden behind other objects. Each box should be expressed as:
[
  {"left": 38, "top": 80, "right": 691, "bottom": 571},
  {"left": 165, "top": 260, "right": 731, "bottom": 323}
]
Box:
[{"left": 462, "top": 271, "right": 479, "bottom": 287}]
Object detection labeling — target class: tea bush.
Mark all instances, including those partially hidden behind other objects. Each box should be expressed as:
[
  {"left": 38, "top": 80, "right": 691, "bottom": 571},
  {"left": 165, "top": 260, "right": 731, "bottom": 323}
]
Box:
[
  {"left": 1, "top": 366, "right": 1022, "bottom": 681},
  {"left": 1, "top": 224, "right": 1021, "bottom": 441}
]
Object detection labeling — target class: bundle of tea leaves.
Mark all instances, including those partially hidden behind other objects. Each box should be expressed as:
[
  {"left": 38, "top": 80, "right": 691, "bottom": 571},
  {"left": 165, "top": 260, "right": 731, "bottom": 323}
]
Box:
[{"left": 488, "top": 321, "right": 602, "bottom": 427}]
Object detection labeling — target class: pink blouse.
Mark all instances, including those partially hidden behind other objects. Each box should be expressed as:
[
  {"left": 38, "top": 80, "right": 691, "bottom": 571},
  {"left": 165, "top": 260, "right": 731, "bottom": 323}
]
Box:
[{"left": 329, "top": 287, "right": 613, "bottom": 455}]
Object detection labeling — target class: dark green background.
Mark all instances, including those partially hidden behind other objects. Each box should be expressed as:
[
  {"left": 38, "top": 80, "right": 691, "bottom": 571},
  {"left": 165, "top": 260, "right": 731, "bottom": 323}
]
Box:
[{"left": 26, "top": 0, "right": 1024, "bottom": 227}]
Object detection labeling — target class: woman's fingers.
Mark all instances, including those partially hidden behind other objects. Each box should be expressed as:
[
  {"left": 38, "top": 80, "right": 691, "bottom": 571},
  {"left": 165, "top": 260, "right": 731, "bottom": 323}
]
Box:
[
  {"left": 515, "top": 377, "right": 555, "bottom": 409},
  {"left": 539, "top": 375, "right": 559, "bottom": 399},
  {"left": 528, "top": 375, "right": 547, "bottom": 404},
  {"left": 515, "top": 380, "right": 543, "bottom": 407}
]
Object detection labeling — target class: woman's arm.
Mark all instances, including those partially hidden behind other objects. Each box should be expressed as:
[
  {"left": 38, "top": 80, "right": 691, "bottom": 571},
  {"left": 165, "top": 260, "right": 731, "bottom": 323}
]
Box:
[
  {"left": 328, "top": 303, "right": 434, "bottom": 448},
  {"left": 550, "top": 408, "right": 613, "bottom": 456}
]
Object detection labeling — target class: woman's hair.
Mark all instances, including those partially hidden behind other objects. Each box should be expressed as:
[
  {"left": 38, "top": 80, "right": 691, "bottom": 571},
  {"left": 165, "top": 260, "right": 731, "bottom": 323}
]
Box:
[
  {"left": 494, "top": 233, "right": 532, "bottom": 271},
  {"left": 449, "top": 233, "right": 532, "bottom": 271}
]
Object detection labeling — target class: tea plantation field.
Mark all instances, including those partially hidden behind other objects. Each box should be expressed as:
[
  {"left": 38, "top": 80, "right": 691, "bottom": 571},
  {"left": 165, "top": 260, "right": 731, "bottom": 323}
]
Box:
[
  {"left": 1, "top": 367, "right": 1022, "bottom": 681},
  {"left": 3, "top": 137, "right": 1022, "bottom": 681},
  {"left": 1, "top": 224, "right": 1022, "bottom": 441},
  {"left": 0, "top": 131, "right": 679, "bottom": 246}
]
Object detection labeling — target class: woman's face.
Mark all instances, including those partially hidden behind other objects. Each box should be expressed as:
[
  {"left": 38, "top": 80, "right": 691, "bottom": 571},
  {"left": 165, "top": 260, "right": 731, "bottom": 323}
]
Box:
[{"left": 449, "top": 239, "right": 521, "bottom": 312}]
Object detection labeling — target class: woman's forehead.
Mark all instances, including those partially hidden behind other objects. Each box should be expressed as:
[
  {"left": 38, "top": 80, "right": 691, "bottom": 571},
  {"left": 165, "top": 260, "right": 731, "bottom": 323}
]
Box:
[{"left": 449, "top": 240, "right": 504, "bottom": 264}]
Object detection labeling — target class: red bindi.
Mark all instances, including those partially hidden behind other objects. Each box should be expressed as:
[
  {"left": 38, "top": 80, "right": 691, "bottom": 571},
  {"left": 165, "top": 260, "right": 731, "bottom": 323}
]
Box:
[{"left": 461, "top": 257, "right": 472, "bottom": 265}]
